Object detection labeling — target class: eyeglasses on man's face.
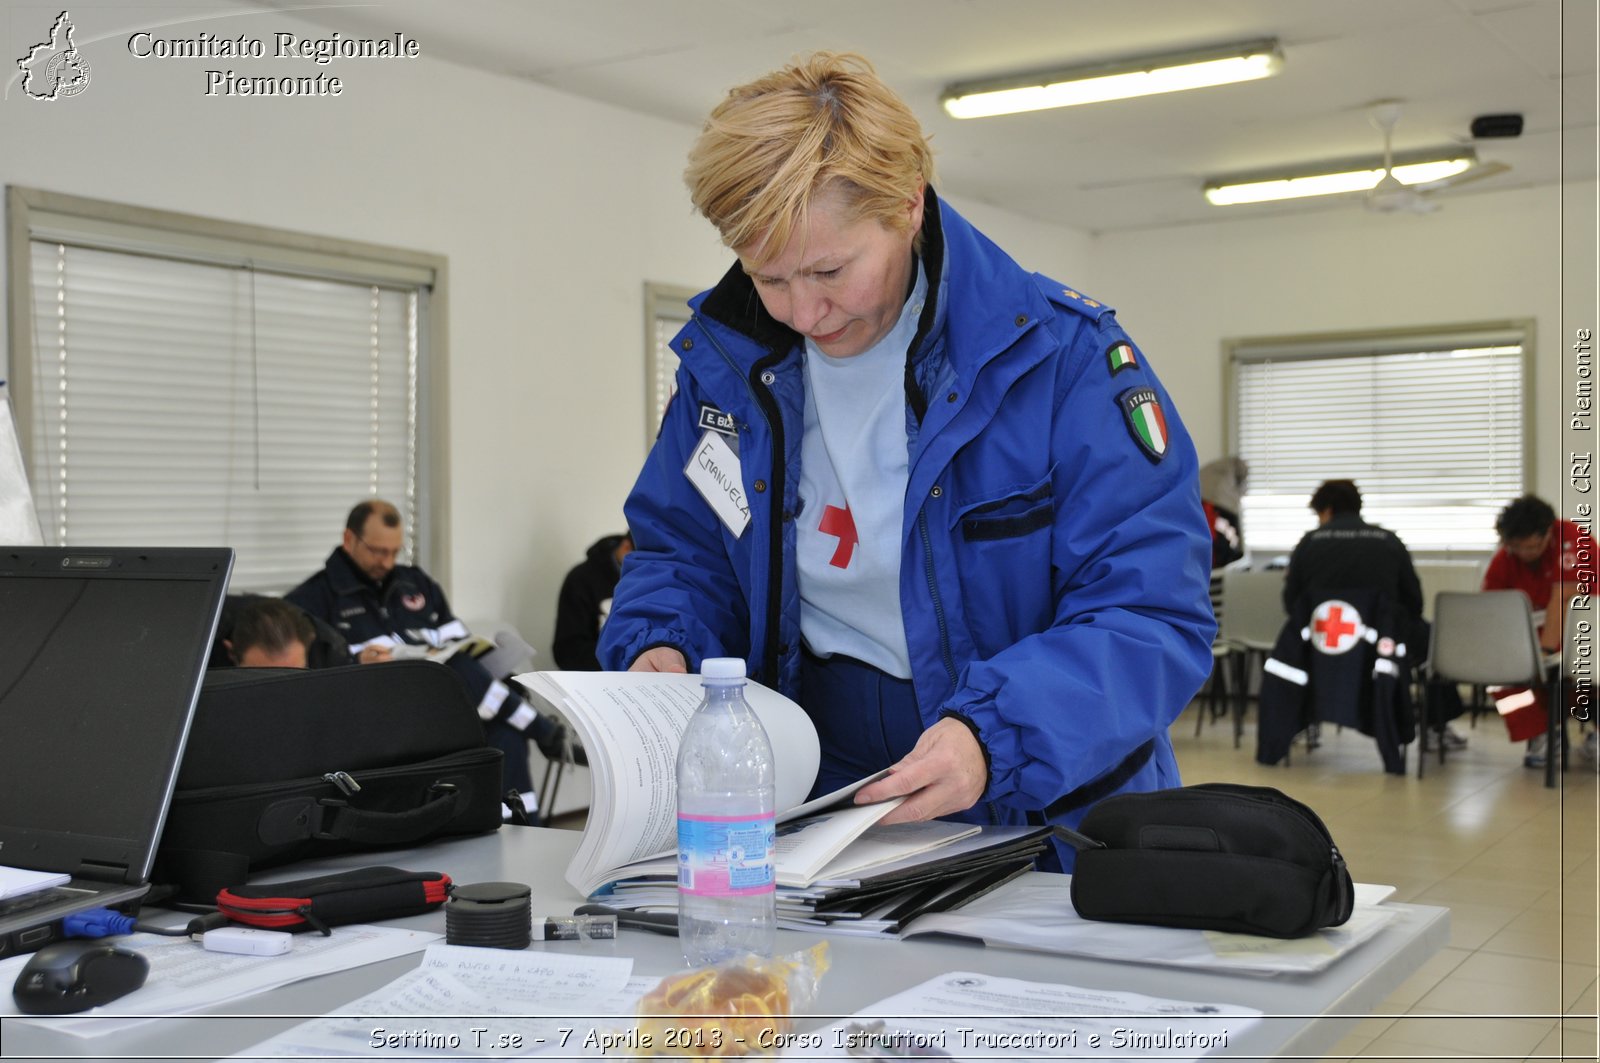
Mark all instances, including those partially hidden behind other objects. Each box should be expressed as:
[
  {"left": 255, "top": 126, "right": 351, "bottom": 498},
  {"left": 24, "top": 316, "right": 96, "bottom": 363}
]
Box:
[{"left": 355, "top": 536, "right": 402, "bottom": 562}]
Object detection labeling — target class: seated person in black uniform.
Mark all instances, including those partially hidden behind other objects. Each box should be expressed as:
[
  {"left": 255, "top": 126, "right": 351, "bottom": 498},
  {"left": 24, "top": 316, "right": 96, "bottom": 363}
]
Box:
[
  {"left": 552, "top": 533, "right": 631, "bottom": 671},
  {"left": 1283, "top": 479, "right": 1424, "bottom": 636},
  {"left": 1282, "top": 479, "right": 1462, "bottom": 746},
  {"left": 208, "top": 594, "right": 350, "bottom": 669},
  {"left": 286, "top": 499, "right": 567, "bottom": 809}
]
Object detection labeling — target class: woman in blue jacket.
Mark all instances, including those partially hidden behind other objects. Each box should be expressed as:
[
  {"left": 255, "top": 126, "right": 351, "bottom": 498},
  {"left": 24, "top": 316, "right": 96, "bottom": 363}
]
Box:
[{"left": 598, "top": 53, "right": 1214, "bottom": 870}]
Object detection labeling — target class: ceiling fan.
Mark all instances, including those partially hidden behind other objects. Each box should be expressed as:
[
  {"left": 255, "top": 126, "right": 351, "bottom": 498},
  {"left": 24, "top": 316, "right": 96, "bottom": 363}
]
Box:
[{"left": 1365, "top": 100, "right": 1510, "bottom": 214}]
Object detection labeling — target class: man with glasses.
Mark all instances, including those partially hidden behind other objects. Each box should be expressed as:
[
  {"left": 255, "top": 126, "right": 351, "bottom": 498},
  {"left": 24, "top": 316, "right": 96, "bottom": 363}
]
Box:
[{"left": 288, "top": 499, "right": 565, "bottom": 814}]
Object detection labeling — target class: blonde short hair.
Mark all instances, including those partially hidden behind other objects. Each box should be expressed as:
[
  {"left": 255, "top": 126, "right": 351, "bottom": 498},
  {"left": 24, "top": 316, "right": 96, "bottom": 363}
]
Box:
[{"left": 685, "top": 52, "right": 934, "bottom": 265}]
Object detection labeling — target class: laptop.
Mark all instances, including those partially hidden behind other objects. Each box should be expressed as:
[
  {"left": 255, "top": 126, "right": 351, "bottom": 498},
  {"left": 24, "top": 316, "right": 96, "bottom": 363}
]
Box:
[{"left": 0, "top": 546, "right": 232, "bottom": 956}]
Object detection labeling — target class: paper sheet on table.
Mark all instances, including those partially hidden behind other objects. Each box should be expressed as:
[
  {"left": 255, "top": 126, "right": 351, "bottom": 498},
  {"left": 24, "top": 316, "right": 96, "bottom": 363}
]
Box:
[
  {"left": 0, "top": 924, "right": 439, "bottom": 1039},
  {"left": 231, "top": 945, "right": 651, "bottom": 1059},
  {"left": 799, "top": 970, "right": 1261, "bottom": 1060},
  {"left": 900, "top": 873, "right": 1397, "bottom": 974}
]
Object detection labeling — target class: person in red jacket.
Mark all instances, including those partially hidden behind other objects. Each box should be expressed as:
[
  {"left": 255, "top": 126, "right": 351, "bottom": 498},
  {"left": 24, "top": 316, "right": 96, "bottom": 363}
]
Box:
[{"left": 1482, "top": 495, "right": 1598, "bottom": 767}]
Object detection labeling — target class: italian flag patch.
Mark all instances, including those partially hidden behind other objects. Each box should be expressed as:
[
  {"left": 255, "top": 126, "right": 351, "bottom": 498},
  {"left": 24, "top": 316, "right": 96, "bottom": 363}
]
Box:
[
  {"left": 1118, "top": 386, "right": 1169, "bottom": 462},
  {"left": 1105, "top": 341, "right": 1139, "bottom": 375}
]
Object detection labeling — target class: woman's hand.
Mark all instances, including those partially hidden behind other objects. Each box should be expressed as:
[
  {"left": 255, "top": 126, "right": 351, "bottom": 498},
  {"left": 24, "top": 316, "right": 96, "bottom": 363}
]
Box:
[
  {"left": 630, "top": 647, "right": 688, "bottom": 673},
  {"left": 853, "top": 717, "right": 986, "bottom": 824}
]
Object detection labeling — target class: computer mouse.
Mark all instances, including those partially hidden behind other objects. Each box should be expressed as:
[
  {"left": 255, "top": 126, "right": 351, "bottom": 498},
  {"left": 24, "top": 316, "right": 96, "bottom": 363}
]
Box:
[{"left": 11, "top": 941, "right": 149, "bottom": 1015}]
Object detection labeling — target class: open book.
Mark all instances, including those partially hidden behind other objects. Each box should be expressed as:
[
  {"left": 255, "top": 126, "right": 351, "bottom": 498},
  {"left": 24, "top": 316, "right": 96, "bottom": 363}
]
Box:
[
  {"left": 389, "top": 635, "right": 496, "bottom": 666},
  {"left": 519, "top": 671, "right": 952, "bottom": 897}
]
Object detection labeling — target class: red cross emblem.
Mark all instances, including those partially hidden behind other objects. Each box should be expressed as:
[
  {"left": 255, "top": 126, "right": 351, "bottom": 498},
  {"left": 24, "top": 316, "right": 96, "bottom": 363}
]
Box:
[
  {"left": 1310, "top": 600, "right": 1362, "bottom": 655},
  {"left": 818, "top": 504, "right": 858, "bottom": 569}
]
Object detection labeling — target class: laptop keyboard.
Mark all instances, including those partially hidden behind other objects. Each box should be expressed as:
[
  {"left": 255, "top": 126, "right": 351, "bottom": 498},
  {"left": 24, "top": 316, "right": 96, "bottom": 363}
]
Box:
[{"left": 0, "top": 885, "right": 91, "bottom": 917}]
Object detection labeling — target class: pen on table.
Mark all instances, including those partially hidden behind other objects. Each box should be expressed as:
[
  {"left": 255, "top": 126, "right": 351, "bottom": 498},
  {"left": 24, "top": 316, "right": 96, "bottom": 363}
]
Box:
[{"left": 574, "top": 903, "right": 679, "bottom": 937}]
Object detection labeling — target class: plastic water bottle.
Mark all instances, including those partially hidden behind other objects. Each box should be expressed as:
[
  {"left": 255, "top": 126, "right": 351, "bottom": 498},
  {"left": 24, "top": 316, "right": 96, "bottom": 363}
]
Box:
[{"left": 676, "top": 657, "right": 776, "bottom": 966}]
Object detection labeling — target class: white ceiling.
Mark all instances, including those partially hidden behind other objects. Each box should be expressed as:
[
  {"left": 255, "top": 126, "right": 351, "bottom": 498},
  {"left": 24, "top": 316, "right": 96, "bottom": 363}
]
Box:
[{"left": 254, "top": 0, "right": 1596, "bottom": 233}]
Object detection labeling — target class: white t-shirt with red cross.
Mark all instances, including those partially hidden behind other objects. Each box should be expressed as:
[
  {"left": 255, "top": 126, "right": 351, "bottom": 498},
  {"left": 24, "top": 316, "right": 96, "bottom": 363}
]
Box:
[{"left": 796, "top": 262, "right": 927, "bottom": 678}]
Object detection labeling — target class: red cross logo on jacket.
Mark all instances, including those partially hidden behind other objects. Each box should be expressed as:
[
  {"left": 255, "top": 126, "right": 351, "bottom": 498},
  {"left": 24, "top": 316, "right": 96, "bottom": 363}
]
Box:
[{"left": 1310, "top": 600, "right": 1363, "bottom": 655}]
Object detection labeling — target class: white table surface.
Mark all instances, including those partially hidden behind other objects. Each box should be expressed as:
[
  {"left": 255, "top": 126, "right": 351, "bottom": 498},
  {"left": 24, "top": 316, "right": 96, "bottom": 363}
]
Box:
[{"left": 0, "top": 826, "right": 1448, "bottom": 1061}]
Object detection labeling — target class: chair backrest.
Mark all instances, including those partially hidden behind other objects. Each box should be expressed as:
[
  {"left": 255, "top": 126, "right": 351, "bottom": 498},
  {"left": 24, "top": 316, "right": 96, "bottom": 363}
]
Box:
[
  {"left": 1219, "top": 567, "right": 1287, "bottom": 649},
  {"left": 1428, "top": 590, "right": 1543, "bottom": 686}
]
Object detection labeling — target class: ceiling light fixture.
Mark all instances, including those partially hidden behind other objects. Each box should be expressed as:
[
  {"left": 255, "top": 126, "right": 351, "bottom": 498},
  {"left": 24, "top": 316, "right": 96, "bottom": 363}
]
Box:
[
  {"left": 941, "top": 39, "right": 1282, "bottom": 120},
  {"left": 1203, "top": 150, "right": 1477, "bottom": 206}
]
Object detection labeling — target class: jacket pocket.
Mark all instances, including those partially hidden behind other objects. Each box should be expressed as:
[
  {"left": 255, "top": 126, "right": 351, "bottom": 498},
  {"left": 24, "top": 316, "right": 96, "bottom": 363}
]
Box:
[{"left": 956, "top": 473, "right": 1054, "bottom": 542}]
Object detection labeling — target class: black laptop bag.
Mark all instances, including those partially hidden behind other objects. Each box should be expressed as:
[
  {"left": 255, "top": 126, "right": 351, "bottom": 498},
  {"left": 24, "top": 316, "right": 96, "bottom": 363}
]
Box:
[{"left": 155, "top": 661, "right": 504, "bottom": 901}]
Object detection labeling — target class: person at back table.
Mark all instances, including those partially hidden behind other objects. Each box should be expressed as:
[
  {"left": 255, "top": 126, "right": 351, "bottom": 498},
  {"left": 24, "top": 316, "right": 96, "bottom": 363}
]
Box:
[
  {"left": 1282, "top": 480, "right": 1425, "bottom": 640},
  {"left": 224, "top": 597, "right": 315, "bottom": 668},
  {"left": 1279, "top": 479, "right": 1452, "bottom": 748},
  {"left": 286, "top": 499, "right": 568, "bottom": 807},
  {"left": 1482, "top": 494, "right": 1599, "bottom": 767},
  {"left": 552, "top": 533, "right": 632, "bottom": 671}
]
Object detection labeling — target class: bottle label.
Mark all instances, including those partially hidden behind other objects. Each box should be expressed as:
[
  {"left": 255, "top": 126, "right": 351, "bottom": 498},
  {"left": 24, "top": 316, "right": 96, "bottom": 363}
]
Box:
[{"left": 676, "top": 813, "right": 775, "bottom": 897}]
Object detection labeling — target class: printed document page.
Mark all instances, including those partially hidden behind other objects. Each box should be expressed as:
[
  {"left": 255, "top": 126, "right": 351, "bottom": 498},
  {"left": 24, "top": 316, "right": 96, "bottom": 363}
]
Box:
[
  {"left": 798, "top": 970, "right": 1261, "bottom": 1060},
  {"left": 232, "top": 944, "right": 652, "bottom": 1059}
]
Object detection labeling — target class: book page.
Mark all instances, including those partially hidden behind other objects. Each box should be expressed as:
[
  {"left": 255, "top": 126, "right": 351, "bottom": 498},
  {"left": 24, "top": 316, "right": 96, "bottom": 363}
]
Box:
[
  {"left": 773, "top": 799, "right": 903, "bottom": 887},
  {"left": 807, "top": 820, "right": 980, "bottom": 883},
  {"left": 519, "top": 671, "right": 820, "bottom": 896}
]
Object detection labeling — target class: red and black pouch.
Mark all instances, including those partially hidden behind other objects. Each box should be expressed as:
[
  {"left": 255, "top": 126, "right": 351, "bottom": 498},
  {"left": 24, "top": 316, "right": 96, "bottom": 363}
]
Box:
[{"left": 217, "top": 866, "right": 452, "bottom": 935}]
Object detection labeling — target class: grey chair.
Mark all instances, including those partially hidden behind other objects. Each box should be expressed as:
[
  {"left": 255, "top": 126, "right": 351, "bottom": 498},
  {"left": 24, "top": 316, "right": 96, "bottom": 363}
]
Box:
[
  {"left": 1425, "top": 590, "right": 1547, "bottom": 783},
  {"left": 1217, "top": 567, "right": 1288, "bottom": 748}
]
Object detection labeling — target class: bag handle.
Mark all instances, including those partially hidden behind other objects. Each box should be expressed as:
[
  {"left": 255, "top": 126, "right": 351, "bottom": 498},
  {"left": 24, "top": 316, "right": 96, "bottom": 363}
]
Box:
[{"left": 312, "top": 782, "right": 462, "bottom": 845}]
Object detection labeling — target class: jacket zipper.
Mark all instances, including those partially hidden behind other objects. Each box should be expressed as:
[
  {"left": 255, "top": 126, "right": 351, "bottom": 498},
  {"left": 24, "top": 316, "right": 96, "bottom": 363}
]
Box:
[{"left": 747, "top": 352, "right": 788, "bottom": 690}]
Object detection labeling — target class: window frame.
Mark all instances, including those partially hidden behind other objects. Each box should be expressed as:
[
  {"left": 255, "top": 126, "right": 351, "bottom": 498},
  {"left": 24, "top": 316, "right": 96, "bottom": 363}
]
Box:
[
  {"left": 4, "top": 185, "right": 452, "bottom": 584},
  {"left": 643, "top": 281, "right": 696, "bottom": 450},
  {"left": 1222, "top": 318, "right": 1535, "bottom": 560}
]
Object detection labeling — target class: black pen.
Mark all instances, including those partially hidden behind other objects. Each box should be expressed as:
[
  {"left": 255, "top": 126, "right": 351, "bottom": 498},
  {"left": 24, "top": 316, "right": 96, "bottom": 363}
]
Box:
[{"left": 574, "top": 902, "right": 679, "bottom": 937}]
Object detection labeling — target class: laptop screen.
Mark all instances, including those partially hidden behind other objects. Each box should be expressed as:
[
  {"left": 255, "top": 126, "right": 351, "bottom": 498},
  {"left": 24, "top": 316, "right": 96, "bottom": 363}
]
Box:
[{"left": 0, "top": 548, "right": 231, "bottom": 884}]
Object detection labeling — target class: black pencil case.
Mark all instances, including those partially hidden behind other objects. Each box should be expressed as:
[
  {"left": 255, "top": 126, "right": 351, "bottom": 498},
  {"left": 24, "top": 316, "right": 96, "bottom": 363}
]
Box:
[
  {"left": 217, "top": 866, "right": 453, "bottom": 935},
  {"left": 1058, "top": 783, "right": 1354, "bottom": 939}
]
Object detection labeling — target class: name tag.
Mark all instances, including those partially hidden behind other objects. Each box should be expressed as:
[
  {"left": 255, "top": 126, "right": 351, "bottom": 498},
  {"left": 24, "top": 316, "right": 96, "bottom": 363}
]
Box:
[
  {"left": 684, "top": 431, "right": 751, "bottom": 537},
  {"left": 698, "top": 404, "right": 738, "bottom": 438}
]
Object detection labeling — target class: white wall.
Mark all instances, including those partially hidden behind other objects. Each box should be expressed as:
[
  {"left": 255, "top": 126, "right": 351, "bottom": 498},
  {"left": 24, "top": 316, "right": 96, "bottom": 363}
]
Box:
[
  {"left": 1086, "top": 181, "right": 1598, "bottom": 516},
  {"left": 0, "top": 7, "right": 1090, "bottom": 657}
]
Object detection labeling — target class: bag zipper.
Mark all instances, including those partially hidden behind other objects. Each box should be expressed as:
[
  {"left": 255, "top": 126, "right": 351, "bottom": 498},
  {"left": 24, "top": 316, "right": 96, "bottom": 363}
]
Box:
[
  {"left": 170, "top": 747, "right": 499, "bottom": 803},
  {"left": 1189, "top": 784, "right": 1345, "bottom": 875}
]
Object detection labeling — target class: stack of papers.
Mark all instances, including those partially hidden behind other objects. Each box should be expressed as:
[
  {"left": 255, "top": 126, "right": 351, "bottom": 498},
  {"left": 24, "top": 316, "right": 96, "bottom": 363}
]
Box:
[{"left": 601, "top": 826, "right": 1052, "bottom": 936}]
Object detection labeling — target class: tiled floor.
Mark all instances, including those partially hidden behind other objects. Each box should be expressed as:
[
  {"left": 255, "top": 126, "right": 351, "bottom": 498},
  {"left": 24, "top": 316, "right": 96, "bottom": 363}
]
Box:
[{"left": 1176, "top": 704, "right": 1599, "bottom": 1062}]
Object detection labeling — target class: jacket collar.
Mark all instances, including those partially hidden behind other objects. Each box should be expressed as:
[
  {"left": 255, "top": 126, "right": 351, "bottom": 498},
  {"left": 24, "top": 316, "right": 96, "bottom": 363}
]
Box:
[{"left": 323, "top": 545, "right": 387, "bottom": 597}]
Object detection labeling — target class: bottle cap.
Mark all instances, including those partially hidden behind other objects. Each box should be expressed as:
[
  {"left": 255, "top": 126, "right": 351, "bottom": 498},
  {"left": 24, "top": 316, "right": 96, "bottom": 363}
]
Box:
[{"left": 701, "top": 657, "right": 745, "bottom": 680}]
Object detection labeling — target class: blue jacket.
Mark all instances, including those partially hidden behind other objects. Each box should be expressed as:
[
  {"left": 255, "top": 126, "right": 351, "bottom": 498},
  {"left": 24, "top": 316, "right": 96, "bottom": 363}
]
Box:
[{"left": 600, "top": 192, "right": 1214, "bottom": 859}]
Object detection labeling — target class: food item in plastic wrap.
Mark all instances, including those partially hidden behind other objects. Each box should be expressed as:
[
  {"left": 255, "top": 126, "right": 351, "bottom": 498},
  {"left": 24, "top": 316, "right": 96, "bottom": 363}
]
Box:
[{"left": 635, "top": 943, "right": 829, "bottom": 1057}]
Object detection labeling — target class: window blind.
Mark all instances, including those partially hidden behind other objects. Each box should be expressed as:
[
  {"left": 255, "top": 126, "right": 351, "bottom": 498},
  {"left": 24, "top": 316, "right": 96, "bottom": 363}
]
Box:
[
  {"left": 26, "top": 240, "right": 421, "bottom": 591},
  {"left": 644, "top": 284, "right": 693, "bottom": 447},
  {"left": 1232, "top": 334, "right": 1525, "bottom": 555}
]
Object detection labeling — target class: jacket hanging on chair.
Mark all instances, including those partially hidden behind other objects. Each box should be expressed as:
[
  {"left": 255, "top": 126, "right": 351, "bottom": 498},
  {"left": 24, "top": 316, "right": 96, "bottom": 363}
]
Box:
[{"left": 1256, "top": 588, "right": 1416, "bottom": 774}]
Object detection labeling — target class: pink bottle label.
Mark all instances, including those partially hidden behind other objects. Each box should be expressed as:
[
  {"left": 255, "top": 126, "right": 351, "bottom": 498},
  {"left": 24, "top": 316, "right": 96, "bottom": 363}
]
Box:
[{"left": 677, "top": 813, "right": 775, "bottom": 897}]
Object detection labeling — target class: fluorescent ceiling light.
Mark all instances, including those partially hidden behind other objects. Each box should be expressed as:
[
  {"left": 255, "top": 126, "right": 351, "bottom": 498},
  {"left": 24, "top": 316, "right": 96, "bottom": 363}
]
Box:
[
  {"left": 1204, "top": 154, "right": 1475, "bottom": 205},
  {"left": 942, "top": 39, "right": 1282, "bottom": 119}
]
